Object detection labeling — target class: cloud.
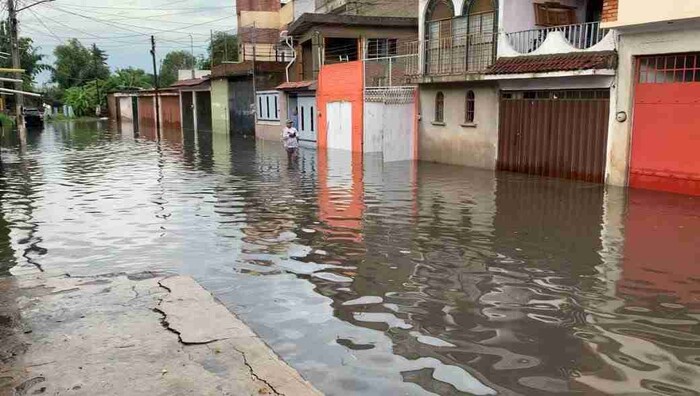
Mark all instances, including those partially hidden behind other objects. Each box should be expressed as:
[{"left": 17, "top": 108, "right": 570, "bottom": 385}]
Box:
[{"left": 18, "top": 0, "right": 237, "bottom": 84}]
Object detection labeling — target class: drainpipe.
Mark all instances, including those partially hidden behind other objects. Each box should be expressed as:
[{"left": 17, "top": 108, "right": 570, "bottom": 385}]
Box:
[{"left": 280, "top": 30, "right": 297, "bottom": 83}]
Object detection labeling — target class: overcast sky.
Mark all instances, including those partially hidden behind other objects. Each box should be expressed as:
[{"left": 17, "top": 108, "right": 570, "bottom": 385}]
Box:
[{"left": 9, "top": 0, "right": 237, "bottom": 85}]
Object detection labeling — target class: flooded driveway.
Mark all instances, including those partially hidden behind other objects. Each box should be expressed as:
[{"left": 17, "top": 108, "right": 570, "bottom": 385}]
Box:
[{"left": 1, "top": 121, "right": 699, "bottom": 395}]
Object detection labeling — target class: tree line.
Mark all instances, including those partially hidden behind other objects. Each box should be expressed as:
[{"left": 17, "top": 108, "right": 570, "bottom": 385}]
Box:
[{"left": 1, "top": 27, "right": 238, "bottom": 117}]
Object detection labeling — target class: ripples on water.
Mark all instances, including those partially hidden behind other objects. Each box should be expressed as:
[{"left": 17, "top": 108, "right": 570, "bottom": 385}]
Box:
[{"left": 1, "top": 121, "right": 699, "bottom": 395}]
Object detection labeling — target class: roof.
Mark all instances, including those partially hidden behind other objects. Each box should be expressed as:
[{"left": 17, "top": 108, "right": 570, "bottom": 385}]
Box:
[
  {"left": 211, "top": 61, "right": 287, "bottom": 79},
  {"left": 487, "top": 51, "right": 618, "bottom": 75},
  {"left": 288, "top": 13, "right": 417, "bottom": 36},
  {"left": 170, "top": 76, "right": 210, "bottom": 88},
  {"left": 276, "top": 80, "right": 317, "bottom": 91}
]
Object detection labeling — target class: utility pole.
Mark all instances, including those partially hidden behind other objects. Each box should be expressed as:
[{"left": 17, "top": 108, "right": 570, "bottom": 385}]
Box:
[
  {"left": 6, "top": 0, "right": 55, "bottom": 134},
  {"left": 189, "top": 34, "right": 195, "bottom": 79},
  {"left": 210, "top": 30, "right": 214, "bottom": 70},
  {"left": 150, "top": 35, "right": 161, "bottom": 136},
  {"left": 8, "top": 0, "right": 23, "bottom": 130},
  {"left": 93, "top": 52, "right": 101, "bottom": 117}
]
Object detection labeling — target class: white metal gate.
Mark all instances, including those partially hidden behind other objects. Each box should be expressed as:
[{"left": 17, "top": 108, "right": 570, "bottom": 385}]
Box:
[
  {"left": 364, "top": 87, "right": 415, "bottom": 162},
  {"left": 326, "top": 101, "right": 352, "bottom": 151},
  {"left": 298, "top": 96, "right": 317, "bottom": 143}
]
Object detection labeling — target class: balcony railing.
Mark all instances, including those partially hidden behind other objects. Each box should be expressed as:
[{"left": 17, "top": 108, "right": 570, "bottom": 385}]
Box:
[
  {"left": 506, "top": 22, "right": 610, "bottom": 54},
  {"left": 423, "top": 32, "right": 497, "bottom": 76}
]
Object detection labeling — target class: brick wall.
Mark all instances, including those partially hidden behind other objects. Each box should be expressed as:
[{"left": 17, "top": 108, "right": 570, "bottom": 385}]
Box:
[
  {"left": 602, "top": 0, "right": 618, "bottom": 22},
  {"left": 236, "top": 0, "right": 280, "bottom": 12}
]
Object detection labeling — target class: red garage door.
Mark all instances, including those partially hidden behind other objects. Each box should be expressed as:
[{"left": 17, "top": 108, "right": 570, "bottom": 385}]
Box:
[{"left": 630, "top": 53, "right": 700, "bottom": 196}]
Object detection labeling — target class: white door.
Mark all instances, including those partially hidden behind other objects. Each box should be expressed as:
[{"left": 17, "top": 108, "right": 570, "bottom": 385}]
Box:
[
  {"left": 326, "top": 101, "right": 352, "bottom": 151},
  {"left": 298, "top": 96, "right": 317, "bottom": 143}
]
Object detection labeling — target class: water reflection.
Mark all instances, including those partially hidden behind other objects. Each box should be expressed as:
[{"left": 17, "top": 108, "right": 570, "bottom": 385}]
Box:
[{"left": 0, "top": 121, "right": 698, "bottom": 395}]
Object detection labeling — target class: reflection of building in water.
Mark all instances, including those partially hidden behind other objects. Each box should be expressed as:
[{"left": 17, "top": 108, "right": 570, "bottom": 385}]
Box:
[
  {"left": 396, "top": 170, "right": 613, "bottom": 394},
  {"left": 618, "top": 189, "right": 700, "bottom": 308},
  {"left": 211, "top": 131, "right": 232, "bottom": 174},
  {"left": 216, "top": 141, "right": 321, "bottom": 272},
  {"left": 575, "top": 188, "right": 700, "bottom": 395},
  {"left": 317, "top": 150, "right": 364, "bottom": 242}
]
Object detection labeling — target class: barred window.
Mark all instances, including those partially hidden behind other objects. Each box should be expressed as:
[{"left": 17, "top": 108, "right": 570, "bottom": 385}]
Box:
[
  {"left": 435, "top": 91, "right": 445, "bottom": 123},
  {"left": 465, "top": 90, "right": 475, "bottom": 123},
  {"left": 256, "top": 91, "right": 280, "bottom": 121}
]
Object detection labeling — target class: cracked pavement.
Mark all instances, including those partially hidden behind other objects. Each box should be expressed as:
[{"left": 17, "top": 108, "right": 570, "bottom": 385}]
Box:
[{"left": 0, "top": 273, "right": 321, "bottom": 396}]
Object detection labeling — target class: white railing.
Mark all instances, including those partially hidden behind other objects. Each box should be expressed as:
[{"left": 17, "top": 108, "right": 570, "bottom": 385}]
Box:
[
  {"left": 506, "top": 22, "right": 609, "bottom": 54},
  {"left": 423, "top": 32, "right": 497, "bottom": 76}
]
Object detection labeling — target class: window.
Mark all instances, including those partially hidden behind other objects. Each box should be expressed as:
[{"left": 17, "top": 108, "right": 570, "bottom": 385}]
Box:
[
  {"left": 465, "top": 90, "right": 475, "bottom": 123},
  {"left": 435, "top": 92, "right": 445, "bottom": 123},
  {"left": 256, "top": 91, "right": 280, "bottom": 121},
  {"left": 367, "top": 38, "right": 398, "bottom": 59},
  {"left": 638, "top": 53, "right": 700, "bottom": 84},
  {"left": 534, "top": 3, "right": 577, "bottom": 27},
  {"left": 310, "top": 106, "right": 314, "bottom": 131}
]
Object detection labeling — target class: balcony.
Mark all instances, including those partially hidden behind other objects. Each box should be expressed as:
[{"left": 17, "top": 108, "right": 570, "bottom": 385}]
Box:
[
  {"left": 503, "top": 21, "right": 613, "bottom": 56},
  {"left": 401, "top": 32, "right": 497, "bottom": 82}
]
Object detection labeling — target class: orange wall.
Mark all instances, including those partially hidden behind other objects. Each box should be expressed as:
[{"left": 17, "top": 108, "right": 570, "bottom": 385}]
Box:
[{"left": 316, "top": 61, "right": 364, "bottom": 152}]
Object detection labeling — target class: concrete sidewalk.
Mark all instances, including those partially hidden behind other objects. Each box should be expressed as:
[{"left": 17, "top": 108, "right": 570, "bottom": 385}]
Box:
[{"left": 0, "top": 272, "right": 322, "bottom": 396}]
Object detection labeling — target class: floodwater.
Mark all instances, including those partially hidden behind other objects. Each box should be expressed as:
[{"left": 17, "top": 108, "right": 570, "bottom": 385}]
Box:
[{"left": 1, "top": 121, "right": 700, "bottom": 395}]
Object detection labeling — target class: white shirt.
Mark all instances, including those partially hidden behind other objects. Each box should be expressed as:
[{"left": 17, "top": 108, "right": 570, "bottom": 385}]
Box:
[{"left": 282, "top": 127, "right": 299, "bottom": 148}]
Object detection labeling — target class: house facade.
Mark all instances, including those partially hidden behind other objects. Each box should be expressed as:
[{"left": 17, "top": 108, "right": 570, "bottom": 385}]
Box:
[
  {"left": 210, "top": 0, "right": 289, "bottom": 138},
  {"left": 276, "top": 11, "right": 418, "bottom": 152},
  {"left": 602, "top": 0, "right": 700, "bottom": 196},
  {"left": 414, "top": 0, "right": 617, "bottom": 185}
]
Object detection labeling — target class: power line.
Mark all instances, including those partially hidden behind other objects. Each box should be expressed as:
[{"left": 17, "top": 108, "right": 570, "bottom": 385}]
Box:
[{"left": 47, "top": 5, "right": 232, "bottom": 40}]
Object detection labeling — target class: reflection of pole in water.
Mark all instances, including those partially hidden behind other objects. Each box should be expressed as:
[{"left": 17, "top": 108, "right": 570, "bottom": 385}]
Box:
[
  {"left": 154, "top": 141, "right": 170, "bottom": 237},
  {"left": 0, "top": 162, "right": 17, "bottom": 276}
]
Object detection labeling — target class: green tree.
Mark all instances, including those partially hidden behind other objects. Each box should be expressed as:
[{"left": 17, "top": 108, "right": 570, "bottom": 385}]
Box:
[
  {"left": 202, "top": 32, "right": 238, "bottom": 68},
  {"left": 63, "top": 84, "right": 99, "bottom": 117},
  {"left": 90, "top": 44, "right": 110, "bottom": 80},
  {"left": 105, "top": 68, "right": 152, "bottom": 91},
  {"left": 0, "top": 21, "right": 49, "bottom": 90},
  {"left": 52, "top": 39, "right": 110, "bottom": 89},
  {"left": 159, "top": 50, "right": 196, "bottom": 87}
]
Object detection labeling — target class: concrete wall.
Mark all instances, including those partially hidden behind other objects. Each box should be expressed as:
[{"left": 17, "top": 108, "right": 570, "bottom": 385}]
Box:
[
  {"left": 317, "top": 0, "right": 418, "bottom": 17},
  {"left": 603, "top": 0, "right": 700, "bottom": 28},
  {"left": 256, "top": 92, "right": 288, "bottom": 141},
  {"left": 293, "top": 0, "right": 315, "bottom": 22},
  {"left": 280, "top": 2, "right": 294, "bottom": 26},
  {"left": 239, "top": 11, "right": 281, "bottom": 29},
  {"left": 606, "top": 26, "right": 700, "bottom": 187},
  {"left": 177, "top": 70, "right": 211, "bottom": 80},
  {"left": 211, "top": 79, "right": 230, "bottom": 134},
  {"left": 118, "top": 97, "right": 133, "bottom": 121},
  {"left": 418, "top": 84, "right": 498, "bottom": 169}
]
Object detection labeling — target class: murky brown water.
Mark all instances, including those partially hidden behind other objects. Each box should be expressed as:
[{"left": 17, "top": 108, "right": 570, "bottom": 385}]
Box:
[{"left": 1, "top": 121, "right": 700, "bottom": 395}]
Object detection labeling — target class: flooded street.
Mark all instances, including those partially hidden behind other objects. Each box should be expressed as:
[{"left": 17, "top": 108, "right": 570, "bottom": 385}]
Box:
[{"left": 1, "top": 121, "right": 699, "bottom": 395}]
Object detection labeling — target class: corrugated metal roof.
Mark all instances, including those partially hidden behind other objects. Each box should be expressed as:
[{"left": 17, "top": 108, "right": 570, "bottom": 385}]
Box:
[
  {"left": 170, "top": 76, "right": 210, "bottom": 88},
  {"left": 488, "top": 51, "right": 617, "bottom": 75},
  {"left": 276, "top": 80, "right": 317, "bottom": 91}
]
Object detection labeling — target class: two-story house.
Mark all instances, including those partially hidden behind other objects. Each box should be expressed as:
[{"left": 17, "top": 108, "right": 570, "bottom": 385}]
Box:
[
  {"left": 259, "top": 0, "right": 418, "bottom": 148},
  {"left": 603, "top": 0, "right": 700, "bottom": 196},
  {"left": 415, "top": 0, "right": 617, "bottom": 185}
]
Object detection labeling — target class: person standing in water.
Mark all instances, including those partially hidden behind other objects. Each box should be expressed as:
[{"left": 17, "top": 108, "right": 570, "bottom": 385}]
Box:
[{"left": 282, "top": 119, "right": 299, "bottom": 161}]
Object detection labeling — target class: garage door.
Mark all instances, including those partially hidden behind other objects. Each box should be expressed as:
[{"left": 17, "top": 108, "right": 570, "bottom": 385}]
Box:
[
  {"left": 630, "top": 53, "right": 700, "bottom": 196},
  {"left": 498, "top": 90, "right": 610, "bottom": 183}
]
